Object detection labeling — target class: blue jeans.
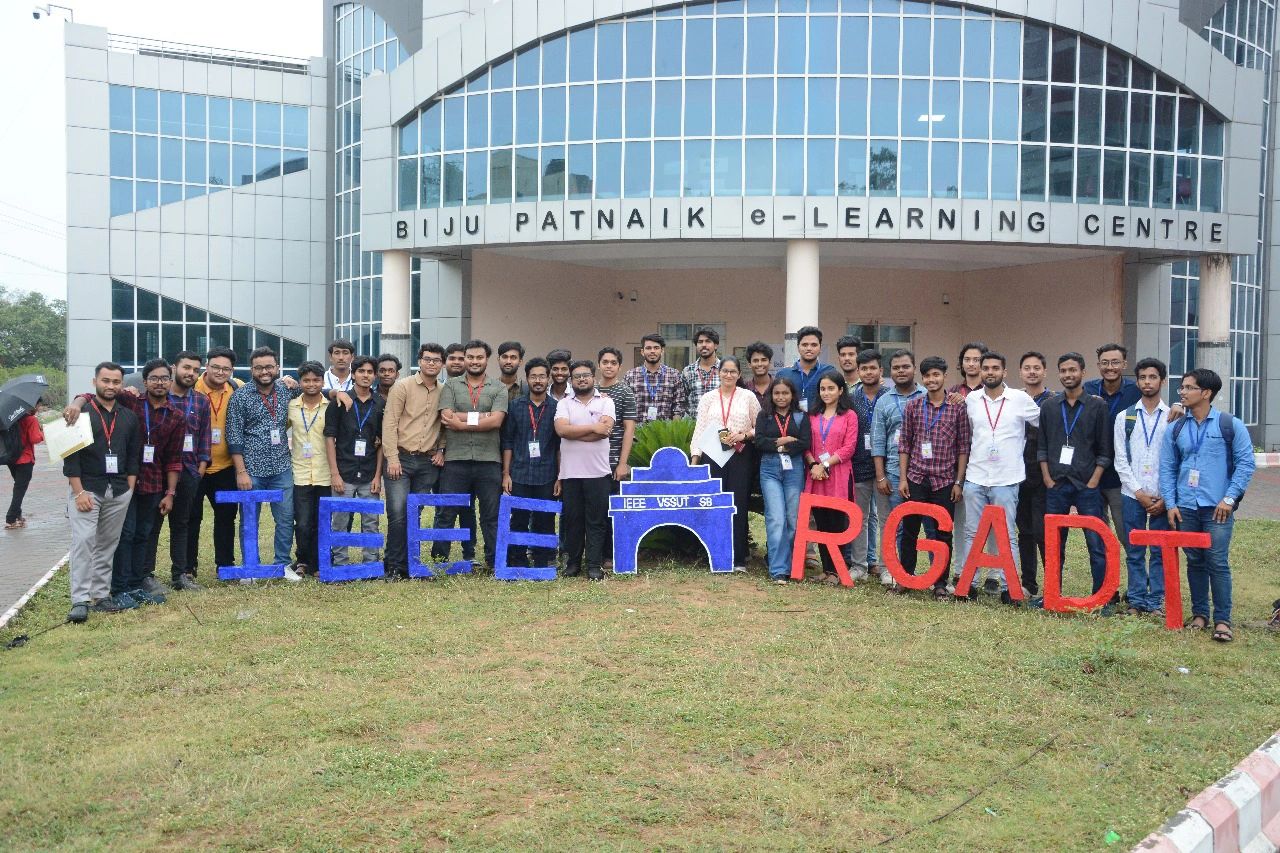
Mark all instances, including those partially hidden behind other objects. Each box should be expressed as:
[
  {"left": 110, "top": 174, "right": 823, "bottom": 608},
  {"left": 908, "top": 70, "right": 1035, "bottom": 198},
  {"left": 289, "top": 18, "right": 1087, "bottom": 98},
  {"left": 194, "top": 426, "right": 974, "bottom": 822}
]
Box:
[
  {"left": 961, "top": 482, "right": 1021, "bottom": 592},
  {"left": 383, "top": 453, "right": 441, "bottom": 575},
  {"left": 1045, "top": 480, "right": 1108, "bottom": 594},
  {"left": 760, "top": 454, "right": 805, "bottom": 579},
  {"left": 250, "top": 470, "right": 294, "bottom": 567},
  {"left": 1179, "top": 506, "right": 1234, "bottom": 626},
  {"left": 1122, "top": 495, "right": 1169, "bottom": 611}
]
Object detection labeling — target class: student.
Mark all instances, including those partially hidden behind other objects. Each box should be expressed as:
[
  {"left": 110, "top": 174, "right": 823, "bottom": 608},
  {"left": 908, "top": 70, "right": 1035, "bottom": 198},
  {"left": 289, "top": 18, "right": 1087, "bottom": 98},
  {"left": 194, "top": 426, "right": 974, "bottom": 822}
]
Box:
[
  {"left": 547, "top": 349, "right": 573, "bottom": 401},
  {"left": 501, "top": 358, "right": 560, "bottom": 569},
  {"left": 375, "top": 354, "right": 402, "bottom": 400},
  {"left": 898, "top": 356, "right": 970, "bottom": 599},
  {"left": 555, "top": 359, "right": 616, "bottom": 580},
  {"left": 681, "top": 328, "right": 723, "bottom": 415},
  {"left": 1016, "top": 351, "right": 1054, "bottom": 595},
  {"left": 1113, "top": 358, "right": 1171, "bottom": 615},
  {"left": 1160, "top": 368, "right": 1255, "bottom": 642},
  {"left": 289, "top": 361, "right": 330, "bottom": 576},
  {"left": 4, "top": 411, "right": 43, "bottom": 530},
  {"left": 442, "top": 342, "right": 477, "bottom": 563},
  {"left": 776, "top": 326, "right": 834, "bottom": 414},
  {"left": 323, "top": 338, "right": 356, "bottom": 395},
  {"left": 496, "top": 341, "right": 528, "bottom": 407},
  {"left": 624, "top": 333, "right": 687, "bottom": 422},
  {"left": 754, "top": 377, "right": 810, "bottom": 583},
  {"left": 871, "top": 350, "right": 925, "bottom": 572},
  {"left": 325, "top": 355, "right": 384, "bottom": 569},
  {"left": 443, "top": 343, "right": 467, "bottom": 379},
  {"left": 690, "top": 356, "right": 761, "bottom": 572},
  {"left": 64, "top": 362, "right": 141, "bottom": 622},
  {"left": 843, "top": 342, "right": 889, "bottom": 584},
  {"left": 597, "top": 347, "right": 638, "bottom": 568},
  {"left": 745, "top": 341, "right": 775, "bottom": 407},
  {"left": 947, "top": 342, "right": 987, "bottom": 401},
  {"left": 1084, "top": 343, "right": 1143, "bottom": 544},
  {"left": 1037, "top": 353, "right": 1112, "bottom": 600},
  {"left": 189, "top": 346, "right": 242, "bottom": 577},
  {"left": 802, "top": 372, "right": 858, "bottom": 584}
]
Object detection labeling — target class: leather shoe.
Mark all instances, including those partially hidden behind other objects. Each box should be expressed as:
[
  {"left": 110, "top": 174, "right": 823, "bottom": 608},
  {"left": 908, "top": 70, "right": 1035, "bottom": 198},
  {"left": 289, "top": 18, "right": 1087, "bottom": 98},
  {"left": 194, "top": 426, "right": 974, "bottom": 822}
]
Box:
[
  {"left": 173, "top": 573, "right": 204, "bottom": 591},
  {"left": 67, "top": 603, "right": 89, "bottom": 623},
  {"left": 140, "top": 576, "right": 169, "bottom": 595},
  {"left": 91, "top": 596, "right": 127, "bottom": 613}
]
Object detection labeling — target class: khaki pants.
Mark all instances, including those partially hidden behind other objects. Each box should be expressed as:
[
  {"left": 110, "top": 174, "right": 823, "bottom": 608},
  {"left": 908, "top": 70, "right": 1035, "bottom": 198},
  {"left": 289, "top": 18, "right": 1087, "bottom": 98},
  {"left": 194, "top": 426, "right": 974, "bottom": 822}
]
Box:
[{"left": 68, "top": 486, "right": 132, "bottom": 604}]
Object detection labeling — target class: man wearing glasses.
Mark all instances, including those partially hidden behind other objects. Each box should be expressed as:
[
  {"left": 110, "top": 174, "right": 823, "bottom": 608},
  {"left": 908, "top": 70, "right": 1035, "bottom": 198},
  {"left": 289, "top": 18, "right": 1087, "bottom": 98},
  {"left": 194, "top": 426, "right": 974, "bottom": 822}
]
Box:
[
  {"left": 554, "top": 360, "right": 616, "bottom": 580},
  {"left": 1083, "top": 344, "right": 1142, "bottom": 544}
]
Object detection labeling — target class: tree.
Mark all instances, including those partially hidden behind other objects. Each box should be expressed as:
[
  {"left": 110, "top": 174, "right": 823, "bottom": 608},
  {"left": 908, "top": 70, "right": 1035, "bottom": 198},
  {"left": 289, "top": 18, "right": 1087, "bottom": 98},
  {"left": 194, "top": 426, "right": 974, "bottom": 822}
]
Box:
[{"left": 0, "top": 285, "right": 66, "bottom": 369}]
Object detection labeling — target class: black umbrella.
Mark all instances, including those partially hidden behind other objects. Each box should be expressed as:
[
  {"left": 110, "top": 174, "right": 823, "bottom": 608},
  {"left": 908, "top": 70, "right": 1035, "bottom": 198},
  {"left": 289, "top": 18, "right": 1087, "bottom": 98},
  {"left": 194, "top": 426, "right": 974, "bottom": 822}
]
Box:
[
  {"left": 122, "top": 371, "right": 144, "bottom": 392},
  {"left": 0, "top": 373, "right": 50, "bottom": 430}
]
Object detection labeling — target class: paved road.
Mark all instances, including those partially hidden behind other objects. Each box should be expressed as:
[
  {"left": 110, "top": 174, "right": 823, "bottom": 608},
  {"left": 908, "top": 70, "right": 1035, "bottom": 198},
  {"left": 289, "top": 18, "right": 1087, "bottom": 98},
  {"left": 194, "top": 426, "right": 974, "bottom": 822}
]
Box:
[
  {"left": 0, "top": 447, "right": 70, "bottom": 616},
  {"left": 1236, "top": 465, "right": 1280, "bottom": 521}
]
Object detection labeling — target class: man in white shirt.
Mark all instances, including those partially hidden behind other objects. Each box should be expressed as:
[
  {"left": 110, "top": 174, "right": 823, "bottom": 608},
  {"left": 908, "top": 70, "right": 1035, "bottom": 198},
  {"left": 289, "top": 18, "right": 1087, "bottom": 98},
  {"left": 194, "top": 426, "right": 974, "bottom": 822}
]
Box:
[
  {"left": 1112, "top": 357, "right": 1171, "bottom": 615},
  {"left": 960, "top": 352, "right": 1041, "bottom": 603},
  {"left": 323, "top": 339, "right": 355, "bottom": 397}
]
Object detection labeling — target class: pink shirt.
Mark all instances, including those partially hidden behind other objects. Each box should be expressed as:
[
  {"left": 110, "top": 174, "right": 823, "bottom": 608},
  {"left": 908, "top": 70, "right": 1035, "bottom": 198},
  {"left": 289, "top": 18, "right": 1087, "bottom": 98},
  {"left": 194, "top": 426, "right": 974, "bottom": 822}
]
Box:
[
  {"left": 555, "top": 391, "right": 616, "bottom": 479},
  {"left": 804, "top": 409, "right": 858, "bottom": 498}
]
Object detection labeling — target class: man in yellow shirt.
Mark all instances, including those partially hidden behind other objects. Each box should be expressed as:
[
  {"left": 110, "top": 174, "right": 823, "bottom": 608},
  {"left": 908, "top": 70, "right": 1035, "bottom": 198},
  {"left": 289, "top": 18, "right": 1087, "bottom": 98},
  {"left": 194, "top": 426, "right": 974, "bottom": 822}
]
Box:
[
  {"left": 188, "top": 346, "right": 241, "bottom": 576},
  {"left": 289, "top": 361, "right": 330, "bottom": 576}
]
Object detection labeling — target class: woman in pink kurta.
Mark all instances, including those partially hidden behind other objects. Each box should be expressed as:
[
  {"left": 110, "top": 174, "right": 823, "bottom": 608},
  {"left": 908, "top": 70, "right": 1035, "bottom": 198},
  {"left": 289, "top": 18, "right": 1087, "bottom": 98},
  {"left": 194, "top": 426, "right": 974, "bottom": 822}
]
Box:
[{"left": 803, "top": 371, "right": 858, "bottom": 583}]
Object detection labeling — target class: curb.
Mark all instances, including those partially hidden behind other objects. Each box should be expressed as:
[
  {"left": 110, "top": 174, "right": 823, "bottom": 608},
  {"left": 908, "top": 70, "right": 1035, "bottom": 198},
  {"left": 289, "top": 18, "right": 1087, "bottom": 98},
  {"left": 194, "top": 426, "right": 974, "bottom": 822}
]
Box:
[
  {"left": 1255, "top": 452, "right": 1280, "bottom": 468},
  {"left": 1136, "top": 733, "right": 1280, "bottom": 853},
  {"left": 0, "top": 553, "right": 69, "bottom": 631}
]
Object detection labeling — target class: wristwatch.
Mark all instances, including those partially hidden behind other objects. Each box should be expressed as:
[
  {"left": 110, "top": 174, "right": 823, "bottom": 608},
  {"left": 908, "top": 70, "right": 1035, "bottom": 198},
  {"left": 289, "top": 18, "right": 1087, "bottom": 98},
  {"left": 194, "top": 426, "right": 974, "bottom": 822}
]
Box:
[{"left": 1223, "top": 496, "right": 1236, "bottom": 507}]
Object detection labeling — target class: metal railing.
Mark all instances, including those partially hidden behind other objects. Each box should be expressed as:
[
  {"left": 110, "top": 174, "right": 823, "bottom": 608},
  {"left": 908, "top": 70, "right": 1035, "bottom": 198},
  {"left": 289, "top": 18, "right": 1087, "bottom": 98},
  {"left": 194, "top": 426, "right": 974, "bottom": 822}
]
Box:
[{"left": 106, "top": 33, "right": 312, "bottom": 75}]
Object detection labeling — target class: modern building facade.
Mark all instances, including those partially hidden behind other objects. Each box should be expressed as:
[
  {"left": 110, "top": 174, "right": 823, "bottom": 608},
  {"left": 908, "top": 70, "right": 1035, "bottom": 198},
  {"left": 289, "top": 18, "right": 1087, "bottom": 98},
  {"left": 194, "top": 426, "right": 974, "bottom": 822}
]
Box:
[{"left": 64, "top": 1, "right": 1280, "bottom": 448}]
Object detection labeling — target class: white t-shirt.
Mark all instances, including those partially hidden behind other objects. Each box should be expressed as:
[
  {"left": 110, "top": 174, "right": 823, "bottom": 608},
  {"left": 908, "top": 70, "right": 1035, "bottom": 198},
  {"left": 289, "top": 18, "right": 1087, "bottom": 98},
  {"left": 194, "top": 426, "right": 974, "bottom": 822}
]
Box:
[{"left": 323, "top": 369, "right": 354, "bottom": 392}]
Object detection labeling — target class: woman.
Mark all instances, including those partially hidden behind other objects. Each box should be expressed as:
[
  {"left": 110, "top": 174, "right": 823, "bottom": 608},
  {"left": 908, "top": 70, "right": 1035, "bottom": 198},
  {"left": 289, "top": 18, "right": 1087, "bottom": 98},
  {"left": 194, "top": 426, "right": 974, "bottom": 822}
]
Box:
[
  {"left": 690, "top": 356, "right": 761, "bottom": 571},
  {"left": 803, "top": 371, "right": 858, "bottom": 584},
  {"left": 754, "top": 377, "right": 810, "bottom": 584},
  {"left": 5, "top": 412, "right": 44, "bottom": 529}
]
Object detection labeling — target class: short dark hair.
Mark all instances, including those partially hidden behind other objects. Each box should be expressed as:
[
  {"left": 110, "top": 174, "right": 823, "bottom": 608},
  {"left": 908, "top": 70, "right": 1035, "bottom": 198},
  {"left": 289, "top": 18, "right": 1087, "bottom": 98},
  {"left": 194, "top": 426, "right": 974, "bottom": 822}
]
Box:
[
  {"left": 418, "top": 342, "right": 445, "bottom": 360},
  {"left": 249, "top": 346, "right": 278, "bottom": 364},
  {"left": 835, "top": 334, "right": 862, "bottom": 353},
  {"left": 597, "top": 346, "right": 623, "bottom": 363},
  {"left": 957, "top": 341, "right": 988, "bottom": 370},
  {"left": 377, "top": 353, "right": 402, "bottom": 371},
  {"left": 497, "top": 341, "right": 525, "bottom": 358},
  {"left": 1185, "top": 368, "right": 1223, "bottom": 400},
  {"left": 1096, "top": 343, "right": 1128, "bottom": 360},
  {"left": 693, "top": 327, "right": 720, "bottom": 345},
  {"left": 172, "top": 350, "right": 202, "bottom": 366},
  {"left": 920, "top": 356, "right": 949, "bottom": 376},
  {"left": 524, "top": 356, "right": 550, "bottom": 376},
  {"left": 745, "top": 341, "right": 774, "bottom": 362},
  {"left": 856, "top": 348, "right": 882, "bottom": 366},
  {"left": 640, "top": 333, "right": 666, "bottom": 348},
  {"left": 297, "top": 360, "right": 325, "bottom": 379},
  {"left": 796, "top": 325, "right": 823, "bottom": 344},
  {"left": 444, "top": 343, "right": 465, "bottom": 356},
  {"left": 888, "top": 349, "right": 915, "bottom": 365},
  {"left": 141, "top": 358, "right": 171, "bottom": 379},
  {"left": 547, "top": 349, "right": 572, "bottom": 366},
  {"left": 463, "top": 339, "right": 492, "bottom": 357},
  {"left": 1057, "top": 352, "right": 1086, "bottom": 370},
  {"left": 981, "top": 351, "right": 1007, "bottom": 368},
  {"left": 94, "top": 361, "right": 124, "bottom": 377},
  {"left": 1020, "top": 351, "right": 1047, "bottom": 368},
  {"left": 351, "top": 355, "right": 377, "bottom": 372},
  {"left": 327, "top": 338, "right": 355, "bottom": 354},
  {"left": 568, "top": 359, "right": 596, "bottom": 376},
  {"left": 1134, "top": 357, "right": 1167, "bottom": 380},
  {"left": 762, "top": 376, "right": 800, "bottom": 417},
  {"left": 206, "top": 346, "right": 237, "bottom": 366}
]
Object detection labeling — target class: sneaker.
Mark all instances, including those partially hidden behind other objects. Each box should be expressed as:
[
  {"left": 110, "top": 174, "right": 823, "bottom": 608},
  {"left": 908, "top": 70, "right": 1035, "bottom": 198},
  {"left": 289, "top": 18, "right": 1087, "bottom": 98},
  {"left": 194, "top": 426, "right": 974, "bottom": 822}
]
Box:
[
  {"left": 140, "top": 576, "right": 169, "bottom": 596},
  {"left": 1098, "top": 604, "right": 1118, "bottom": 617},
  {"left": 282, "top": 565, "right": 303, "bottom": 582},
  {"left": 92, "top": 596, "right": 127, "bottom": 613},
  {"left": 878, "top": 569, "right": 894, "bottom": 587},
  {"left": 850, "top": 567, "right": 869, "bottom": 582},
  {"left": 238, "top": 578, "right": 257, "bottom": 586},
  {"left": 732, "top": 565, "right": 748, "bottom": 573},
  {"left": 173, "top": 573, "right": 204, "bottom": 592},
  {"left": 67, "top": 603, "right": 89, "bottom": 623},
  {"left": 773, "top": 578, "right": 789, "bottom": 585},
  {"left": 983, "top": 577, "right": 1000, "bottom": 593},
  {"left": 562, "top": 565, "right": 582, "bottom": 578},
  {"left": 127, "top": 587, "right": 166, "bottom": 606},
  {"left": 1000, "top": 590, "right": 1019, "bottom": 606},
  {"left": 587, "top": 568, "right": 605, "bottom": 581}
]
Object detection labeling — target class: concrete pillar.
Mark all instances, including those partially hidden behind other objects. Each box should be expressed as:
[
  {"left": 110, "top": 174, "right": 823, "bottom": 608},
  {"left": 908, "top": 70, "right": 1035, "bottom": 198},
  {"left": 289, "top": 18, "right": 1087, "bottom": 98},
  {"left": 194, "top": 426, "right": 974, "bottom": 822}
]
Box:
[
  {"left": 1196, "top": 253, "right": 1233, "bottom": 411},
  {"left": 381, "top": 250, "right": 412, "bottom": 374},
  {"left": 1122, "top": 259, "right": 1172, "bottom": 378},
  {"left": 784, "top": 239, "right": 820, "bottom": 365}
]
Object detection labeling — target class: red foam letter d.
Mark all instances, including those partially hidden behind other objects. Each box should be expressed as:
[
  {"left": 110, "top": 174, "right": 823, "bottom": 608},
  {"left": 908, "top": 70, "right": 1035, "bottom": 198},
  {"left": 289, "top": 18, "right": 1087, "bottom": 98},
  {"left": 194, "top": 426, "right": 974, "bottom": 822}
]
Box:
[
  {"left": 1043, "top": 514, "right": 1121, "bottom": 612},
  {"left": 790, "top": 492, "right": 863, "bottom": 586}
]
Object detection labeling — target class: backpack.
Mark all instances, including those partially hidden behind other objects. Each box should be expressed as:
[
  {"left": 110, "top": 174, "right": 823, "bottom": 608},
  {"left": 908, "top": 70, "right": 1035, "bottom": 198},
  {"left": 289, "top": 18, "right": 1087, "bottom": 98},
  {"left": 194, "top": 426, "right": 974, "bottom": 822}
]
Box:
[
  {"left": 0, "top": 423, "right": 22, "bottom": 466},
  {"left": 1164, "top": 410, "right": 1245, "bottom": 505}
]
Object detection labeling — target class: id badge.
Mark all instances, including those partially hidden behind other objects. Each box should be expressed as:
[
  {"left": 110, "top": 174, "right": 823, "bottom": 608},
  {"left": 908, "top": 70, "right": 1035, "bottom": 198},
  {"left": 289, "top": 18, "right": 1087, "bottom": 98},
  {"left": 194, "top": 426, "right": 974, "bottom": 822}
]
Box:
[
  {"left": 646, "top": 405, "right": 659, "bottom": 421},
  {"left": 1141, "top": 461, "right": 1153, "bottom": 476},
  {"left": 1188, "top": 468, "right": 1200, "bottom": 488},
  {"left": 211, "top": 427, "right": 222, "bottom": 445},
  {"left": 819, "top": 452, "right": 832, "bottom": 465},
  {"left": 921, "top": 441, "right": 933, "bottom": 460},
  {"left": 467, "top": 411, "right": 480, "bottom": 426},
  {"left": 183, "top": 434, "right": 194, "bottom": 453},
  {"left": 890, "top": 429, "right": 900, "bottom": 450},
  {"left": 143, "top": 445, "right": 155, "bottom": 464},
  {"left": 528, "top": 441, "right": 541, "bottom": 459},
  {"left": 779, "top": 453, "right": 793, "bottom": 471},
  {"left": 270, "top": 428, "right": 282, "bottom": 446},
  {"left": 105, "top": 454, "right": 119, "bottom": 474},
  {"left": 864, "top": 434, "right": 872, "bottom": 451},
  {"left": 799, "top": 399, "right": 809, "bottom": 412},
  {"left": 988, "top": 444, "right": 999, "bottom": 460},
  {"left": 354, "top": 439, "right": 368, "bottom": 457},
  {"left": 1058, "top": 445, "right": 1075, "bottom": 466},
  {"left": 302, "top": 441, "right": 314, "bottom": 459}
]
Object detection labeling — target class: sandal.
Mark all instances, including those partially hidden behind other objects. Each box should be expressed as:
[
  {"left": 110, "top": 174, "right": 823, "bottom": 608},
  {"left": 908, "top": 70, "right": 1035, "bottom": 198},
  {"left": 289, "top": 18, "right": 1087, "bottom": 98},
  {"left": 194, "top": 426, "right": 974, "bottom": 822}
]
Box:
[
  {"left": 1212, "top": 623, "right": 1233, "bottom": 643},
  {"left": 3, "top": 521, "right": 18, "bottom": 530},
  {"left": 821, "top": 573, "right": 841, "bottom": 586},
  {"left": 933, "top": 586, "right": 950, "bottom": 600},
  {"left": 1184, "top": 615, "right": 1209, "bottom": 631}
]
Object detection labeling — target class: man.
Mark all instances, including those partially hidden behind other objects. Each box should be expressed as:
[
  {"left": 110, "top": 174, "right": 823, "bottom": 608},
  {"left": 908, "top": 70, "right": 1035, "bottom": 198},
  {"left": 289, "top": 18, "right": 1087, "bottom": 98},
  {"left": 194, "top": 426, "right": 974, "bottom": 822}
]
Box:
[
  {"left": 433, "top": 340, "right": 506, "bottom": 569},
  {"left": 555, "top": 359, "right": 617, "bottom": 580},
  {"left": 745, "top": 341, "right": 774, "bottom": 407},
  {"left": 444, "top": 343, "right": 467, "bottom": 379},
  {"left": 871, "top": 349, "right": 925, "bottom": 571},
  {"left": 598, "top": 347, "right": 638, "bottom": 567},
  {"left": 960, "top": 352, "right": 1040, "bottom": 604},
  {"left": 375, "top": 354, "right": 402, "bottom": 400},
  {"left": 383, "top": 343, "right": 447, "bottom": 579},
  {"left": 947, "top": 342, "right": 988, "bottom": 401},
  {"left": 289, "top": 361, "right": 330, "bottom": 576},
  {"left": 681, "top": 328, "right": 722, "bottom": 415},
  {"left": 64, "top": 362, "right": 141, "bottom": 622},
  {"left": 1160, "top": 368, "right": 1255, "bottom": 642},
  {"left": 1083, "top": 344, "right": 1143, "bottom": 544},
  {"left": 323, "top": 338, "right": 355, "bottom": 395},
  {"left": 624, "top": 333, "right": 686, "bottom": 422},
  {"left": 1037, "top": 353, "right": 1112, "bottom": 600},
  {"left": 1016, "top": 351, "right": 1054, "bottom": 595},
  {"left": 189, "top": 346, "right": 241, "bottom": 575},
  {"left": 444, "top": 342, "right": 476, "bottom": 561},
  {"left": 897, "top": 356, "right": 970, "bottom": 598},
  {"left": 226, "top": 346, "right": 302, "bottom": 580},
  {"left": 776, "top": 326, "right": 833, "bottom": 413},
  {"left": 1113, "top": 358, "right": 1171, "bottom": 615},
  {"left": 547, "top": 349, "right": 573, "bottom": 401},
  {"left": 843, "top": 342, "right": 890, "bottom": 584},
  {"left": 496, "top": 341, "right": 528, "bottom": 406},
  {"left": 148, "top": 350, "right": 211, "bottom": 592},
  {"left": 501, "top": 357, "right": 560, "bottom": 569},
  {"left": 325, "top": 355, "right": 385, "bottom": 568}
]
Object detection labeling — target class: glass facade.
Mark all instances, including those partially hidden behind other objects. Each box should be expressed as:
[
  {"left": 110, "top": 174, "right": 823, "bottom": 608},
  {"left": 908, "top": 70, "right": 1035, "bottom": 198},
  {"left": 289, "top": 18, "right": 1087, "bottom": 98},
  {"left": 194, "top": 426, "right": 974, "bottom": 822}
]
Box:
[
  {"left": 108, "top": 84, "right": 309, "bottom": 216},
  {"left": 395, "top": 0, "right": 1224, "bottom": 212},
  {"left": 110, "top": 279, "right": 307, "bottom": 379}
]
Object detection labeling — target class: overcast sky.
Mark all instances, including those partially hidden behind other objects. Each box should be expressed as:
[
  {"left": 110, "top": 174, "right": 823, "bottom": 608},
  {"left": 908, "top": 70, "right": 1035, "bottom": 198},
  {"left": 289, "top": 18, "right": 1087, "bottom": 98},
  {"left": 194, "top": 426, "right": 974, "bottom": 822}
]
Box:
[{"left": 0, "top": 0, "right": 321, "bottom": 301}]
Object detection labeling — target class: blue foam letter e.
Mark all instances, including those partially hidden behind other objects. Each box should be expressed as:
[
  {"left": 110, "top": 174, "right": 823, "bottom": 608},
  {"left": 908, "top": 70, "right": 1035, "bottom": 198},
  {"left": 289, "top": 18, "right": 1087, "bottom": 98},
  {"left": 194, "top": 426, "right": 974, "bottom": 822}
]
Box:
[
  {"left": 406, "top": 492, "right": 474, "bottom": 577},
  {"left": 317, "top": 496, "right": 385, "bottom": 582},
  {"left": 494, "top": 492, "right": 562, "bottom": 581},
  {"left": 214, "top": 489, "right": 285, "bottom": 580}
]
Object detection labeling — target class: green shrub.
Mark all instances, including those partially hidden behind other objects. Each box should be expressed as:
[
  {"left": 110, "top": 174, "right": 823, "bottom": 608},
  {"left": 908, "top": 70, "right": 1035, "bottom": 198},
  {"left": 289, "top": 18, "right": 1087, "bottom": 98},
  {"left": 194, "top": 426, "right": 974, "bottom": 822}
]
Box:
[{"left": 628, "top": 418, "right": 696, "bottom": 468}]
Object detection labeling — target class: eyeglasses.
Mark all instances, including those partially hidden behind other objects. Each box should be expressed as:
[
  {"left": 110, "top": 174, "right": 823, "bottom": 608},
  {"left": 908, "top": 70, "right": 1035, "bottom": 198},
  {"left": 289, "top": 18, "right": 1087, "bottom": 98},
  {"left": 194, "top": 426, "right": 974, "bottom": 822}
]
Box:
[
  {"left": 420, "top": 357, "right": 443, "bottom": 364},
  {"left": 1098, "top": 359, "right": 1125, "bottom": 368},
  {"left": 251, "top": 365, "right": 276, "bottom": 372},
  {"left": 146, "top": 375, "right": 172, "bottom": 383},
  {"left": 570, "top": 373, "right": 595, "bottom": 380},
  {"left": 1178, "top": 385, "right": 1203, "bottom": 393},
  {"left": 206, "top": 364, "right": 232, "bottom": 373}
]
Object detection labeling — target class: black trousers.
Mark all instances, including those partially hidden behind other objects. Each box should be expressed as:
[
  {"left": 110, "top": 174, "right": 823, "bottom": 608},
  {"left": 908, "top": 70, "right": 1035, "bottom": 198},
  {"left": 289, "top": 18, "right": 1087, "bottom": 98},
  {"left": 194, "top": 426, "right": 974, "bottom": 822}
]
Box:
[
  {"left": 143, "top": 469, "right": 198, "bottom": 581},
  {"left": 431, "top": 461, "right": 501, "bottom": 566},
  {"left": 508, "top": 480, "right": 558, "bottom": 567},
  {"left": 187, "top": 466, "right": 239, "bottom": 574},
  {"left": 708, "top": 450, "right": 752, "bottom": 566},
  {"left": 812, "top": 506, "right": 853, "bottom": 577},
  {"left": 1016, "top": 475, "right": 1047, "bottom": 594},
  {"left": 901, "top": 479, "right": 955, "bottom": 589},
  {"left": 560, "top": 475, "right": 611, "bottom": 572},
  {"left": 113, "top": 491, "right": 163, "bottom": 595},
  {"left": 293, "top": 485, "right": 331, "bottom": 569},
  {"left": 5, "top": 462, "right": 33, "bottom": 524}
]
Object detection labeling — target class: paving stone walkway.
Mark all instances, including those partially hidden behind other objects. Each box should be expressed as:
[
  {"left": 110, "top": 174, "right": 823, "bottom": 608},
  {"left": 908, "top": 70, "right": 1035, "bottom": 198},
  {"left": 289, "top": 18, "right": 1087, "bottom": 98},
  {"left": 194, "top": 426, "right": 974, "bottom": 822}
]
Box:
[{"left": 1, "top": 448, "right": 71, "bottom": 616}]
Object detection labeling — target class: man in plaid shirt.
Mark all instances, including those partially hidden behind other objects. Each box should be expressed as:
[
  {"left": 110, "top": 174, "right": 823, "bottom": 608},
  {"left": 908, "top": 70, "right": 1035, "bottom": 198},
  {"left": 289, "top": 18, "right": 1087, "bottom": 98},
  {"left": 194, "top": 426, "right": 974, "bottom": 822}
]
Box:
[
  {"left": 681, "top": 327, "right": 722, "bottom": 416},
  {"left": 625, "top": 333, "right": 687, "bottom": 422},
  {"left": 897, "top": 356, "right": 970, "bottom": 596}
]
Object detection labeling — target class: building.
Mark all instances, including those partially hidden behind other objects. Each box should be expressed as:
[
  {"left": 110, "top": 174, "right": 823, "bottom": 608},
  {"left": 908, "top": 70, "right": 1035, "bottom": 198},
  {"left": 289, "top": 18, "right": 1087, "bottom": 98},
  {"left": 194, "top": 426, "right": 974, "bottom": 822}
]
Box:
[{"left": 64, "top": 0, "right": 1280, "bottom": 448}]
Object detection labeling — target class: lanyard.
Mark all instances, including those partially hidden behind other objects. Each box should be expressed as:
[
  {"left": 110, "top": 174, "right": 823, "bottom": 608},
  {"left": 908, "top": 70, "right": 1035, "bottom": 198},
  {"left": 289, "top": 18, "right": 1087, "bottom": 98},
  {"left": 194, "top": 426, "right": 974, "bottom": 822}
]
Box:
[
  {"left": 923, "top": 400, "right": 947, "bottom": 435},
  {"left": 818, "top": 413, "right": 836, "bottom": 449},
  {"left": 300, "top": 401, "right": 322, "bottom": 434},
  {"left": 143, "top": 401, "right": 167, "bottom": 443},
  {"left": 1033, "top": 390, "right": 1052, "bottom": 404},
  {"left": 528, "top": 401, "right": 546, "bottom": 437},
  {"left": 207, "top": 386, "right": 227, "bottom": 422},
  {"left": 1060, "top": 401, "right": 1083, "bottom": 444},
  {"left": 89, "top": 399, "right": 117, "bottom": 452},
  {"left": 466, "top": 381, "right": 484, "bottom": 410},
  {"left": 1136, "top": 408, "right": 1160, "bottom": 449},
  {"left": 259, "top": 388, "right": 278, "bottom": 422},
  {"left": 643, "top": 367, "right": 660, "bottom": 403},
  {"left": 1188, "top": 416, "right": 1211, "bottom": 458},
  {"left": 982, "top": 395, "right": 1006, "bottom": 434},
  {"left": 353, "top": 397, "right": 374, "bottom": 434},
  {"left": 797, "top": 364, "right": 820, "bottom": 400},
  {"left": 773, "top": 412, "right": 790, "bottom": 438},
  {"left": 718, "top": 388, "right": 736, "bottom": 428}
]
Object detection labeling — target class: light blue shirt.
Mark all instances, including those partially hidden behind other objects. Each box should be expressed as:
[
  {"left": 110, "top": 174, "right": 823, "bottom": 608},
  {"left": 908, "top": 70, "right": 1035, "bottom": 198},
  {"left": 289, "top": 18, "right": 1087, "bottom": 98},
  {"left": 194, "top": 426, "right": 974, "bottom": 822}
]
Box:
[
  {"left": 1159, "top": 409, "right": 1255, "bottom": 509},
  {"left": 870, "top": 383, "right": 925, "bottom": 479}
]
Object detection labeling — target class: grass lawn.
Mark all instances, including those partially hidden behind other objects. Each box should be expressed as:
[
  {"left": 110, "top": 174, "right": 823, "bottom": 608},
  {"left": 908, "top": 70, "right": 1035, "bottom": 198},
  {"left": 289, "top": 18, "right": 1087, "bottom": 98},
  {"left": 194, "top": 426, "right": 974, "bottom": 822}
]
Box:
[{"left": 1, "top": 514, "right": 1278, "bottom": 851}]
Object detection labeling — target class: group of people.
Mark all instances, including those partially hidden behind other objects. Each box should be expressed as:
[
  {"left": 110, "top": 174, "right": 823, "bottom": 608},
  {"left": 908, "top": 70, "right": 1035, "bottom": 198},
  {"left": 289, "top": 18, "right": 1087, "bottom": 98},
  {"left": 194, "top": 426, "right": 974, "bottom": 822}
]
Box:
[{"left": 56, "top": 329, "right": 1258, "bottom": 642}]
